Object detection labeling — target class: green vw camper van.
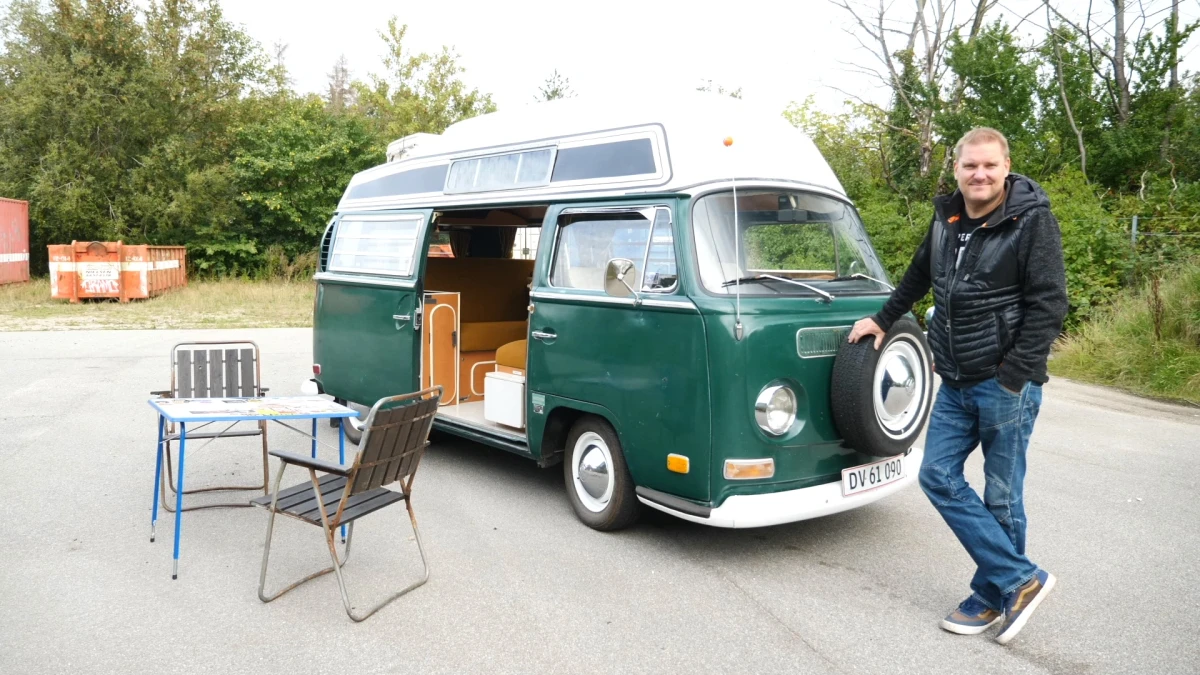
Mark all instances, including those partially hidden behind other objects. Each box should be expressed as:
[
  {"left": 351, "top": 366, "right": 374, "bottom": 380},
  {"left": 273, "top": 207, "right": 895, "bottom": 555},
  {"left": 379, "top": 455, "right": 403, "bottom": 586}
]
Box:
[{"left": 304, "top": 93, "right": 934, "bottom": 531}]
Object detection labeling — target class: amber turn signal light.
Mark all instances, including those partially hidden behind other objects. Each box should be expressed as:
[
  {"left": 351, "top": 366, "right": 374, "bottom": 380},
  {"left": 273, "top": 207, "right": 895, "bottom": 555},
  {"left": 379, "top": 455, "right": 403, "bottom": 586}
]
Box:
[{"left": 667, "top": 454, "right": 690, "bottom": 474}]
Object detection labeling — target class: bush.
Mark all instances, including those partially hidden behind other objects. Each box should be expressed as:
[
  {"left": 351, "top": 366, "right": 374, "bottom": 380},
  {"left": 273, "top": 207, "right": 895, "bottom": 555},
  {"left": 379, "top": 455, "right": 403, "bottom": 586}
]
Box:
[
  {"left": 856, "top": 194, "right": 935, "bottom": 322},
  {"left": 1040, "top": 169, "right": 1131, "bottom": 326},
  {"left": 260, "top": 244, "right": 319, "bottom": 282},
  {"left": 1052, "top": 259, "right": 1200, "bottom": 404}
]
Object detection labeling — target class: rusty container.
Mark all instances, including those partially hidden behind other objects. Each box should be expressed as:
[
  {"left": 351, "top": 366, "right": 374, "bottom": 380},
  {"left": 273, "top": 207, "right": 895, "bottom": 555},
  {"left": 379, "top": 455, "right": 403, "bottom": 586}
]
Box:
[
  {"left": 0, "top": 198, "right": 30, "bottom": 285},
  {"left": 48, "top": 241, "right": 187, "bottom": 302}
]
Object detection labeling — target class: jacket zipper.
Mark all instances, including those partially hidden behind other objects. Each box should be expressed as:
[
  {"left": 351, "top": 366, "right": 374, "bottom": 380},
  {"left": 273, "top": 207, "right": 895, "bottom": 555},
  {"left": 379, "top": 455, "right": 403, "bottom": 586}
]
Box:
[
  {"left": 945, "top": 213, "right": 987, "bottom": 380},
  {"left": 943, "top": 214, "right": 1019, "bottom": 381}
]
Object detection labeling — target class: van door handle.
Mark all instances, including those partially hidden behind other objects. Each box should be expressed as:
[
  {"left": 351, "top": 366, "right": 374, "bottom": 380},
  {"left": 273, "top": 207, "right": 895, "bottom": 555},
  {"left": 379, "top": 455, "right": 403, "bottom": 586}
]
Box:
[
  {"left": 393, "top": 314, "right": 411, "bottom": 321},
  {"left": 531, "top": 330, "right": 556, "bottom": 341}
]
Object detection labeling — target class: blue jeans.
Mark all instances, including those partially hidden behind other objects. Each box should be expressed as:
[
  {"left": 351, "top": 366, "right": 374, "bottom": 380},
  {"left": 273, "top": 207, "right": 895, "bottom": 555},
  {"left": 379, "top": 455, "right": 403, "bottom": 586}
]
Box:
[{"left": 919, "top": 377, "right": 1043, "bottom": 611}]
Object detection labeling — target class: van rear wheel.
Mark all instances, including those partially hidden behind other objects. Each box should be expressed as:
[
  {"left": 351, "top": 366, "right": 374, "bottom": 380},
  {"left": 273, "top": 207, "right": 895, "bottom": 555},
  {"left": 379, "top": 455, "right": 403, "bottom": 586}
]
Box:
[
  {"left": 333, "top": 398, "right": 371, "bottom": 445},
  {"left": 564, "top": 417, "right": 640, "bottom": 531}
]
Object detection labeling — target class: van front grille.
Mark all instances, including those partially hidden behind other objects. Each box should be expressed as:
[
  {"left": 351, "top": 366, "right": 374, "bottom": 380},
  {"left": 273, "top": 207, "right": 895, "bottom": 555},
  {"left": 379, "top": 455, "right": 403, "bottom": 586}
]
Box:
[{"left": 796, "top": 326, "right": 851, "bottom": 358}]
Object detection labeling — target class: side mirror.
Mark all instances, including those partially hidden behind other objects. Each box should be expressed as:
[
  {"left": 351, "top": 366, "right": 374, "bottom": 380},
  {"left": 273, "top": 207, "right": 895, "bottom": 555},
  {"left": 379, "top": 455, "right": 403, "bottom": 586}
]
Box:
[
  {"left": 924, "top": 306, "right": 936, "bottom": 327},
  {"left": 604, "top": 258, "right": 639, "bottom": 300}
]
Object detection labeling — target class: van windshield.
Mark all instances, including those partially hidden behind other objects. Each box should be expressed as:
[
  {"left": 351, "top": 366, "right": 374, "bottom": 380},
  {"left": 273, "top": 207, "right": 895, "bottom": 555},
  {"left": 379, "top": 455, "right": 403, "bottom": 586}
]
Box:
[{"left": 691, "top": 189, "right": 892, "bottom": 296}]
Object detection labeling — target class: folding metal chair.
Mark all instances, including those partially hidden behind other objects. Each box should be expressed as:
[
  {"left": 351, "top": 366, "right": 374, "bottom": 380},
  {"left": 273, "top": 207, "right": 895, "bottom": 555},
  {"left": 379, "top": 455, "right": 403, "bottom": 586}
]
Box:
[
  {"left": 253, "top": 386, "right": 442, "bottom": 622},
  {"left": 151, "top": 340, "right": 270, "bottom": 511}
]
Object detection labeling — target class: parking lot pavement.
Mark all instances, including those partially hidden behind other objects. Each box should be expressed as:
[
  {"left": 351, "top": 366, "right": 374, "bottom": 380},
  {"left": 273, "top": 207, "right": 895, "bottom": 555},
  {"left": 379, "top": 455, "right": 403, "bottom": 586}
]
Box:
[{"left": 1, "top": 328, "right": 1197, "bottom": 675}]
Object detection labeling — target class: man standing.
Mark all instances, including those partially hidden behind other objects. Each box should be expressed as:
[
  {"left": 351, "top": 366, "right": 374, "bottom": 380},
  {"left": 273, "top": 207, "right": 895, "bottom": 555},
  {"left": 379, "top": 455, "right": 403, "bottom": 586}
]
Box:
[{"left": 847, "top": 127, "right": 1068, "bottom": 645}]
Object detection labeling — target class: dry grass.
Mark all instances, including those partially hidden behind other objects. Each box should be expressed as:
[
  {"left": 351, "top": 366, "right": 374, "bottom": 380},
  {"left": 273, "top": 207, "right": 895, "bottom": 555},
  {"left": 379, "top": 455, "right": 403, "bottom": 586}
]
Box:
[
  {"left": 1052, "top": 261, "right": 1200, "bottom": 406},
  {"left": 0, "top": 278, "right": 314, "bottom": 330}
]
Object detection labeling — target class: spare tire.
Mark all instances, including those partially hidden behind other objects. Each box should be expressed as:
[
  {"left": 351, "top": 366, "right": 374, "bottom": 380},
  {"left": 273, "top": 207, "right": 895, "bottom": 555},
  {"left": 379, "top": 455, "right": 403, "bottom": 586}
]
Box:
[{"left": 831, "top": 316, "right": 933, "bottom": 457}]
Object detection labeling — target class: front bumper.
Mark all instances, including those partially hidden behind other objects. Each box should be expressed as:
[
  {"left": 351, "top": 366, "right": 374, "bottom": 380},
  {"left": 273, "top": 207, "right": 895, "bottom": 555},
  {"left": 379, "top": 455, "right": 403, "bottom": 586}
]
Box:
[{"left": 637, "top": 446, "right": 924, "bottom": 529}]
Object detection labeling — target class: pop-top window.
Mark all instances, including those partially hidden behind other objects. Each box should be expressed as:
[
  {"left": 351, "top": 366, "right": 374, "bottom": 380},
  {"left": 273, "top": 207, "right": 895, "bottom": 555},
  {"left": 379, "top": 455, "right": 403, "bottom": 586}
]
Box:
[
  {"left": 551, "top": 139, "right": 656, "bottom": 183},
  {"left": 345, "top": 165, "right": 448, "bottom": 200},
  {"left": 445, "top": 148, "right": 555, "bottom": 194},
  {"left": 329, "top": 215, "right": 424, "bottom": 276}
]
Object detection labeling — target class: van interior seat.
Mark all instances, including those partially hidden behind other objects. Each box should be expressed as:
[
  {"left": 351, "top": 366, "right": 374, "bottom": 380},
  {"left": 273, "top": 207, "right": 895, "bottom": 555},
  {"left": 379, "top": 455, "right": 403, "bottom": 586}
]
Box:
[
  {"left": 424, "top": 257, "right": 534, "bottom": 352},
  {"left": 496, "top": 339, "right": 527, "bottom": 372},
  {"left": 460, "top": 322, "right": 527, "bottom": 352}
]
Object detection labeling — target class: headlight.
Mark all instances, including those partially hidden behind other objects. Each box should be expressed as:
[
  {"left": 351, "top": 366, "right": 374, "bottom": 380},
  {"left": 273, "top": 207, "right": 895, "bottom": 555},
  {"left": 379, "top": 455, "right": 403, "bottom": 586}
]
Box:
[{"left": 755, "top": 384, "right": 797, "bottom": 436}]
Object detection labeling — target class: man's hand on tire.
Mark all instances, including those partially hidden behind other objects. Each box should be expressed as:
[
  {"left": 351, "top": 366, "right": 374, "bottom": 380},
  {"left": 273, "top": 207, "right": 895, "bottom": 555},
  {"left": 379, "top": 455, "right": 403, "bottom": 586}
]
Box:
[{"left": 848, "top": 317, "right": 886, "bottom": 350}]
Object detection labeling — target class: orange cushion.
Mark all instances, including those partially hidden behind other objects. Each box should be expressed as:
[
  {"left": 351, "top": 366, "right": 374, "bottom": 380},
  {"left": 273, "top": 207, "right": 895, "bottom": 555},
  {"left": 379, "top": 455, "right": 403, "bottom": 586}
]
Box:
[
  {"left": 461, "top": 321, "right": 527, "bottom": 352},
  {"left": 496, "top": 340, "right": 527, "bottom": 371},
  {"left": 425, "top": 258, "right": 534, "bottom": 323}
]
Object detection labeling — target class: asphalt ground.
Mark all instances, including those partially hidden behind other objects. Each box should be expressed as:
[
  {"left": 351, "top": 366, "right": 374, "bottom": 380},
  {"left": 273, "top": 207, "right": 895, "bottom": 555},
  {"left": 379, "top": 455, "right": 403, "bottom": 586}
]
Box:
[{"left": 1, "top": 328, "right": 1197, "bottom": 675}]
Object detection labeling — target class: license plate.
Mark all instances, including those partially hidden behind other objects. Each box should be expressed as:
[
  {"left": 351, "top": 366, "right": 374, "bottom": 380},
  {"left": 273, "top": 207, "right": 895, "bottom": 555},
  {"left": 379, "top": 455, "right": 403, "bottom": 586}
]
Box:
[{"left": 841, "top": 454, "right": 905, "bottom": 496}]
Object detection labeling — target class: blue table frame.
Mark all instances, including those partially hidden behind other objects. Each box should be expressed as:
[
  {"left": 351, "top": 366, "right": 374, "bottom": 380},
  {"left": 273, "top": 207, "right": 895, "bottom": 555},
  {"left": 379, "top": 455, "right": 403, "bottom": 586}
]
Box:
[{"left": 147, "top": 396, "right": 359, "bottom": 579}]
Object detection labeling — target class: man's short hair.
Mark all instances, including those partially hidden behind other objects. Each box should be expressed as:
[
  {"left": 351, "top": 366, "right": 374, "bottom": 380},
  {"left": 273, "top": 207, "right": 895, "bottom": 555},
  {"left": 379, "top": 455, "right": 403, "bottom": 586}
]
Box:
[{"left": 954, "top": 127, "right": 1010, "bottom": 159}]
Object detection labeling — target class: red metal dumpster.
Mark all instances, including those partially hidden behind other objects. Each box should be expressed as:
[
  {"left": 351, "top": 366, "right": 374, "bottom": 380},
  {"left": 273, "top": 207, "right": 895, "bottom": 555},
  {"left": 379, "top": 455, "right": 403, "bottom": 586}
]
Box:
[
  {"left": 48, "top": 241, "right": 187, "bottom": 303},
  {"left": 0, "top": 198, "right": 30, "bottom": 285}
]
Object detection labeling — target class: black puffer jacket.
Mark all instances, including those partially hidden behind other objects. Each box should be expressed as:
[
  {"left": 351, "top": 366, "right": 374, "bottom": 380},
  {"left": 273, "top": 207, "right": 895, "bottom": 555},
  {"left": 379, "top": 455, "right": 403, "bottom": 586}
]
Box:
[{"left": 873, "top": 174, "right": 1069, "bottom": 391}]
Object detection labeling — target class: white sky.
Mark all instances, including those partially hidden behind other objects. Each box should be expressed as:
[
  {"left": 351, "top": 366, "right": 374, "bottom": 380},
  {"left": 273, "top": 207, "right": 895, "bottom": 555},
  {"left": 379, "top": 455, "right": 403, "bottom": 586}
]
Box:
[{"left": 217, "top": 0, "right": 1200, "bottom": 118}]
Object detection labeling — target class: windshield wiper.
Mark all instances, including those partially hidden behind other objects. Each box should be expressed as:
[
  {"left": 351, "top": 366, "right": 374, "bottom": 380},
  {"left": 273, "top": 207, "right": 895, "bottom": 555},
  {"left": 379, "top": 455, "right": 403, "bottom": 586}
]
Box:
[
  {"left": 825, "top": 272, "right": 895, "bottom": 290},
  {"left": 721, "top": 275, "right": 781, "bottom": 294},
  {"left": 722, "top": 274, "right": 834, "bottom": 302},
  {"left": 722, "top": 275, "right": 769, "bottom": 287}
]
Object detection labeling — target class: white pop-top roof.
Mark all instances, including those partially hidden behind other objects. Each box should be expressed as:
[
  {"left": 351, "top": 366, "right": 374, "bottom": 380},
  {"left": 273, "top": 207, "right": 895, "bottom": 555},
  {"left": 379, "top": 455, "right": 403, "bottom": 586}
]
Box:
[{"left": 338, "top": 91, "right": 846, "bottom": 211}]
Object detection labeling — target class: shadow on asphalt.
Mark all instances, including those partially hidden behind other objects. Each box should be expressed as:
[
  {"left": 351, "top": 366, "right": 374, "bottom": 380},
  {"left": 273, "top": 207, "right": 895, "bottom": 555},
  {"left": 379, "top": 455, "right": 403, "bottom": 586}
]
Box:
[{"left": 423, "top": 430, "right": 879, "bottom": 558}]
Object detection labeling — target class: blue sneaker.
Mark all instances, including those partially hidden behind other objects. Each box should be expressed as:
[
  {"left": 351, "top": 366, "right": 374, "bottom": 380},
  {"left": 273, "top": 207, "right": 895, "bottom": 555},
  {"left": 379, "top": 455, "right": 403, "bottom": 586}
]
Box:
[
  {"left": 939, "top": 595, "right": 1003, "bottom": 635},
  {"left": 996, "top": 569, "right": 1056, "bottom": 645}
]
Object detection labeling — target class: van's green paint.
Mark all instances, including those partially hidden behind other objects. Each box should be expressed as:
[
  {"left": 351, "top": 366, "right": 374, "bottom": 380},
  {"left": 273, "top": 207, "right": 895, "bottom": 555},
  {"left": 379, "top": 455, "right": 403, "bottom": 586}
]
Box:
[
  {"left": 313, "top": 194, "right": 897, "bottom": 513},
  {"left": 313, "top": 209, "right": 431, "bottom": 407},
  {"left": 527, "top": 202, "right": 713, "bottom": 501}
]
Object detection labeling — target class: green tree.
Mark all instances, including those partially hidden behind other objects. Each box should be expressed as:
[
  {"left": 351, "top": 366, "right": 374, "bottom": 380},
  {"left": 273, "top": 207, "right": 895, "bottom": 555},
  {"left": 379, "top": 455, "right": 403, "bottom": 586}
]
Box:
[
  {"left": 0, "top": 0, "right": 269, "bottom": 272},
  {"left": 940, "top": 21, "right": 1038, "bottom": 174},
  {"left": 0, "top": 0, "right": 157, "bottom": 267},
  {"left": 1035, "top": 24, "right": 1103, "bottom": 182},
  {"left": 129, "top": 0, "right": 267, "bottom": 257},
  {"left": 536, "top": 69, "right": 574, "bottom": 101},
  {"left": 351, "top": 18, "right": 495, "bottom": 142},
  {"left": 231, "top": 96, "right": 382, "bottom": 266},
  {"left": 784, "top": 96, "right": 878, "bottom": 202}
]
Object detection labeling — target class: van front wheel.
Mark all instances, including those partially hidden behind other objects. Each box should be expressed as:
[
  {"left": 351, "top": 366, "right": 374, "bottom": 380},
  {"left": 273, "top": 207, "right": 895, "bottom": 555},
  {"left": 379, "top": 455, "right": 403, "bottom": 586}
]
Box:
[{"left": 564, "top": 417, "right": 640, "bottom": 531}]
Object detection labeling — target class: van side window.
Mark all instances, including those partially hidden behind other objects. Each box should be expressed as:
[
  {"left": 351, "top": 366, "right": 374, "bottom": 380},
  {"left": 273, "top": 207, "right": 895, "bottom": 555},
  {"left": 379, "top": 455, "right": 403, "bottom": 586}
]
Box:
[
  {"left": 551, "top": 213, "right": 651, "bottom": 290},
  {"left": 329, "top": 215, "right": 424, "bottom": 276},
  {"left": 642, "top": 209, "right": 677, "bottom": 293}
]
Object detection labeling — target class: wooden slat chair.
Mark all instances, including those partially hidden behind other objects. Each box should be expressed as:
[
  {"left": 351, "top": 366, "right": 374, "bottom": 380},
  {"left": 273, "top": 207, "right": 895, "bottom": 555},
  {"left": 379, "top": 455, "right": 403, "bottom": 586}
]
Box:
[
  {"left": 150, "top": 340, "right": 270, "bottom": 511},
  {"left": 253, "top": 386, "right": 442, "bottom": 622}
]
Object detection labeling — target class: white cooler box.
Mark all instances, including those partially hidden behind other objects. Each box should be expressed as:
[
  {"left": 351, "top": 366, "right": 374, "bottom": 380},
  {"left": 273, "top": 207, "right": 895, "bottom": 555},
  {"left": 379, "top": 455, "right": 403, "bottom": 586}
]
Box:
[{"left": 484, "top": 371, "right": 526, "bottom": 429}]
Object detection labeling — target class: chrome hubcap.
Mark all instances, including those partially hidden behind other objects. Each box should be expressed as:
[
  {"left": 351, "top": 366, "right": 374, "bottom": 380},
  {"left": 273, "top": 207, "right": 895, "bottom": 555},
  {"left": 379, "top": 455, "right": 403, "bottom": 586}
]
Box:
[
  {"left": 572, "top": 432, "right": 614, "bottom": 513},
  {"left": 872, "top": 338, "right": 928, "bottom": 438},
  {"left": 578, "top": 447, "right": 609, "bottom": 499}
]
